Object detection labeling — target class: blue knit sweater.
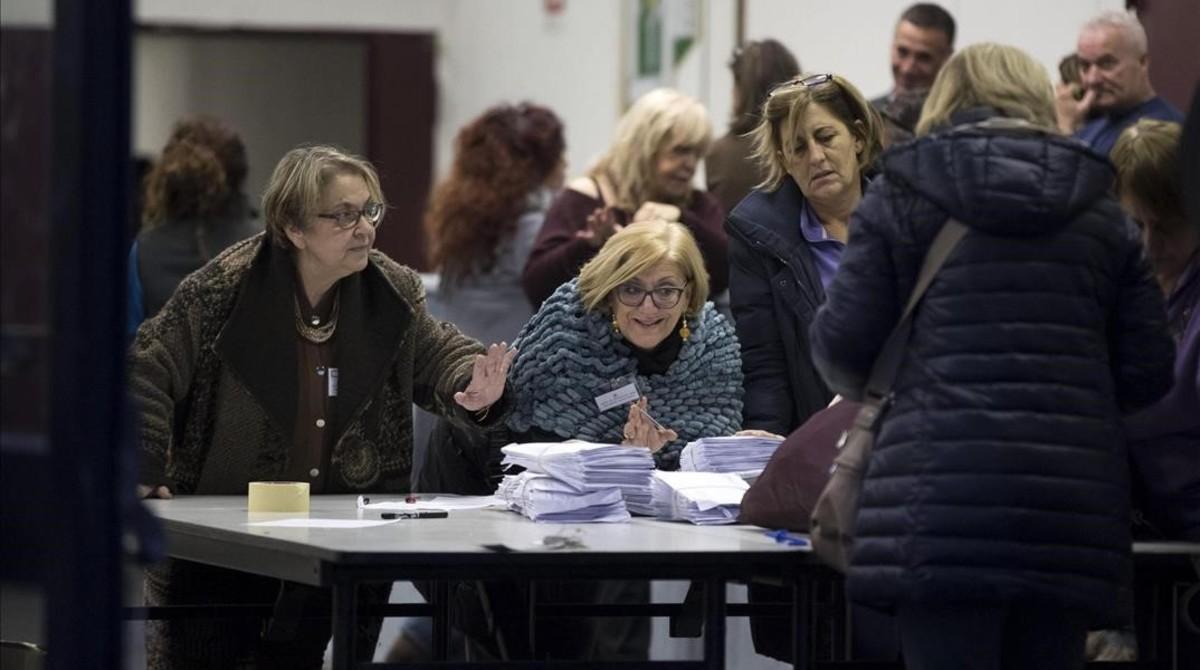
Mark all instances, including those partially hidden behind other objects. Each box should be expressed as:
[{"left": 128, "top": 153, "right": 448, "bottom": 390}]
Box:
[{"left": 506, "top": 279, "right": 744, "bottom": 469}]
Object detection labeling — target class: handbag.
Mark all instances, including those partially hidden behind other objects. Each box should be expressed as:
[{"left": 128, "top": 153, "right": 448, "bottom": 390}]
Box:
[
  {"left": 810, "top": 218, "right": 967, "bottom": 572},
  {"left": 738, "top": 398, "right": 862, "bottom": 531}
]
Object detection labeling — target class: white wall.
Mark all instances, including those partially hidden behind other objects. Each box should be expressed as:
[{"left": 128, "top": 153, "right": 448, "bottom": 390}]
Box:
[
  {"left": 432, "top": 1, "right": 623, "bottom": 181},
  {"left": 133, "top": 0, "right": 1129, "bottom": 187},
  {"left": 743, "top": 0, "right": 1125, "bottom": 101},
  {"left": 133, "top": 33, "right": 366, "bottom": 201},
  {"left": 0, "top": 0, "right": 52, "bottom": 26}
]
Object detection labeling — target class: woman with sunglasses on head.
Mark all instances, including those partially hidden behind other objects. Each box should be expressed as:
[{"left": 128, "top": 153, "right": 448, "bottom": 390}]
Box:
[
  {"left": 726, "top": 73, "right": 884, "bottom": 438},
  {"left": 521, "top": 88, "right": 729, "bottom": 309},
  {"left": 470, "top": 220, "right": 742, "bottom": 662},
  {"left": 130, "top": 145, "right": 515, "bottom": 669}
]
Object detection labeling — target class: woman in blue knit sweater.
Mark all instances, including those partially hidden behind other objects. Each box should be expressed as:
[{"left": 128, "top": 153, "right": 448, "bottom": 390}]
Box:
[{"left": 465, "top": 220, "right": 743, "bottom": 662}]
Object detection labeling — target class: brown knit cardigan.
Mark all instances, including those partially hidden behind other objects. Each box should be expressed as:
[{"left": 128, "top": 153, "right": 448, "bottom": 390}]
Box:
[{"left": 130, "top": 233, "right": 498, "bottom": 494}]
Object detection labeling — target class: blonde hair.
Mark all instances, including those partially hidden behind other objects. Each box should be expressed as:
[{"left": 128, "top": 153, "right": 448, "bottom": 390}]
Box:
[
  {"left": 577, "top": 220, "right": 709, "bottom": 315},
  {"left": 1111, "top": 119, "right": 1186, "bottom": 230},
  {"left": 916, "top": 43, "right": 1056, "bottom": 136},
  {"left": 750, "top": 73, "right": 883, "bottom": 191},
  {"left": 592, "top": 88, "right": 712, "bottom": 210},
  {"left": 261, "top": 145, "right": 385, "bottom": 248}
]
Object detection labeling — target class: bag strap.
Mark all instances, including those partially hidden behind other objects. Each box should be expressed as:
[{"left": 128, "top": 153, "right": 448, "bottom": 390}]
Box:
[{"left": 862, "top": 218, "right": 968, "bottom": 405}]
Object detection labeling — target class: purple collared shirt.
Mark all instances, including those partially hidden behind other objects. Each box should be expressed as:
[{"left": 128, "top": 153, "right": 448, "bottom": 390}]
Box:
[{"left": 799, "top": 197, "right": 846, "bottom": 290}]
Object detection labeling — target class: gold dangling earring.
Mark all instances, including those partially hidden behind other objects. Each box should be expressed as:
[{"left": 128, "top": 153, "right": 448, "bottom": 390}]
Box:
[
  {"left": 679, "top": 316, "right": 690, "bottom": 342},
  {"left": 612, "top": 313, "right": 620, "bottom": 335}
]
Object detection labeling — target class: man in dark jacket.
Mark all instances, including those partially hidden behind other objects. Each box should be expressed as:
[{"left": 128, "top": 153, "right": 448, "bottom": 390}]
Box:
[{"left": 811, "top": 43, "right": 1174, "bottom": 669}]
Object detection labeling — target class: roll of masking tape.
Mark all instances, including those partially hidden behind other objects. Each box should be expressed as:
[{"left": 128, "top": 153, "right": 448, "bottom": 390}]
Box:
[{"left": 248, "top": 481, "right": 310, "bottom": 513}]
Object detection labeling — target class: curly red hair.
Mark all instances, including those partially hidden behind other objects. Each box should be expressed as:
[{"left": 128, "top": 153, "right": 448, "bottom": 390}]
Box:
[{"left": 425, "top": 103, "right": 564, "bottom": 283}]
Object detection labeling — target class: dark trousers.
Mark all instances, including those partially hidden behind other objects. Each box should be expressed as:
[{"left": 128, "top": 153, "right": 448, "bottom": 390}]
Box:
[
  {"left": 897, "top": 601, "right": 1088, "bottom": 670},
  {"left": 145, "top": 558, "right": 388, "bottom": 669}
]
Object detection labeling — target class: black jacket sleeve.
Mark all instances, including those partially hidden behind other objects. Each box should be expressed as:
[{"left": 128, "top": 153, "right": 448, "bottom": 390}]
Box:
[{"left": 727, "top": 230, "right": 793, "bottom": 434}]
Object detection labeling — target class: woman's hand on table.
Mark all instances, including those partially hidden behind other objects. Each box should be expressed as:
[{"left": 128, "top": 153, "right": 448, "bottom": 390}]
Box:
[
  {"left": 734, "top": 429, "right": 785, "bottom": 440},
  {"left": 454, "top": 342, "right": 516, "bottom": 414},
  {"left": 137, "top": 484, "right": 173, "bottom": 499},
  {"left": 622, "top": 397, "right": 677, "bottom": 453}
]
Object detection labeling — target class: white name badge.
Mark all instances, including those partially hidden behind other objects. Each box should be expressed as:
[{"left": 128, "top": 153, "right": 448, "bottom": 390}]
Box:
[
  {"left": 595, "top": 381, "right": 640, "bottom": 412},
  {"left": 327, "top": 368, "right": 339, "bottom": 397}
]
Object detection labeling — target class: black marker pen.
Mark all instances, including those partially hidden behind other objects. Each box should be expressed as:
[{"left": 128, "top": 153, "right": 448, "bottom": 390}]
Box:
[{"left": 381, "top": 510, "right": 449, "bottom": 520}]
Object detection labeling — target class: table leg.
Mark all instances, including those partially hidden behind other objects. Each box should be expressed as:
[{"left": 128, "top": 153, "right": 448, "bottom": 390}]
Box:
[
  {"left": 331, "top": 573, "right": 357, "bottom": 670},
  {"left": 527, "top": 579, "right": 538, "bottom": 657},
  {"left": 703, "top": 576, "right": 726, "bottom": 670},
  {"left": 791, "top": 576, "right": 810, "bottom": 669},
  {"left": 432, "top": 580, "right": 449, "bottom": 661}
]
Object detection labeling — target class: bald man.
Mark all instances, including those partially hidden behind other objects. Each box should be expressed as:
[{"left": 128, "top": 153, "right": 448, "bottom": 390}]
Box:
[{"left": 1056, "top": 10, "right": 1182, "bottom": 155}]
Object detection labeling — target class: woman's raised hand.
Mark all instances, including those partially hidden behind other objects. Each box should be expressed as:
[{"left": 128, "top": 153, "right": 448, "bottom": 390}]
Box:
[
  {"left": 621, "top": 397, "right": 678, "bottom": 452},
  {"left": 576, "top": 206, "right": 623, "bottom": 248},
  {"left": 454, "top": 342, "right": 516, "bottom": 413},
  {"left": 632, "top": 201, "right": 681, "bottom": 223}
]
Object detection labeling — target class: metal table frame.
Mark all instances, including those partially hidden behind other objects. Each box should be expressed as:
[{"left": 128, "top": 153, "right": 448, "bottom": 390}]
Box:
[{"left": 143, "top": 495, "right": 827, "bottom": 669}]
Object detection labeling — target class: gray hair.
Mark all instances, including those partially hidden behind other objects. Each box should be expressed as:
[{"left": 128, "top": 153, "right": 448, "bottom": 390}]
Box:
[{"left": 1082, "top": 10, "right": 1148, "bottom": 55}]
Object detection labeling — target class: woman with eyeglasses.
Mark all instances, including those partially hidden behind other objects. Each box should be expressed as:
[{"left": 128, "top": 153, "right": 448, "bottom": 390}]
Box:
[
  {"left": 475, "top": 220, "right": 742, "bottom": 661},
  {"left": 726, "top": 73, "right": 884, "bottom": 437},
  {"left": 510, "top": 219, "right": 741, "bottom": 462},
  {"left": 130, "top": 145, "right": 514, "bottom": 669},
  {"left": 521, "top": 88, "right": 729, "bottom": 309}
]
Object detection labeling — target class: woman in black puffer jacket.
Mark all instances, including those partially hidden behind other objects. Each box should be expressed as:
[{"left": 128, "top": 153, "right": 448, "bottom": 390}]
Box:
[{"left": 810, "top": 43, "right": 1174, "bottom": 670}]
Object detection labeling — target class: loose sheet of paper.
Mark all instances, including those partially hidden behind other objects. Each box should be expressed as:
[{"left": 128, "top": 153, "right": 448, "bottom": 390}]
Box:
[
  {"left": 356, "top": 495, "right": 503, "bottom": 511},
  {"left": 246, "top": 518, "right": 399, "bottom": 528}
]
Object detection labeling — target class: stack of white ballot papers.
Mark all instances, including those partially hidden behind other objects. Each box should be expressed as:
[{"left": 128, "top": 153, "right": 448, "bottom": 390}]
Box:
[
  {"left": 497, "top": 471, "right": 630, "bottom": 523},
  {"left": 500, "top": 441, "right": 656, "bottom": 516},
  {"left": 651, "top": 471, "right": 749, "bottom": 525},
  {"left": 679, "top": 435, "right": 785, "bottom": 478}
]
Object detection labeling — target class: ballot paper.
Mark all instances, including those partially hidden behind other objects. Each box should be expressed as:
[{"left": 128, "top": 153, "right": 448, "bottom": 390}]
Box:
[
  {"left": 678, "top": 435, "right": 785, "bottom": 478},
  {"left": 502, "top": 441, "right": 655, "bottom": 515},
  {"left": 651, "top": 470, "right": 749, "bottom": 525},
  {"left": 355, "top": 495, "right": 503, "bottom": 511},
  {"left": 497, "top": 471, "right": 630, "bottom": 523}
]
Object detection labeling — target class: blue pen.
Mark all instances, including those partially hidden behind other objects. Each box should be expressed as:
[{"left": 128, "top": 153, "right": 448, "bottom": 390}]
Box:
[{"left": 765, "top": 529, "right": 811, "bottom": 548}]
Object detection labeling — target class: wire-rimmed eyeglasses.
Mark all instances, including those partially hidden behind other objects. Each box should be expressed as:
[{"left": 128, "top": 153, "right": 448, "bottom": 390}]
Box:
[
  {"left": 316, "top": 201, "right": 385, "bottom": 229},
  {"left": 615, "top": 282, "right": 689, "bottom": 309}
]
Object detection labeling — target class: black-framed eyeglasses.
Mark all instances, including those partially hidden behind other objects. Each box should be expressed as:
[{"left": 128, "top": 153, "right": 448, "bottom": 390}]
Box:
[
  {"left": 316, "top": 201, "right": 385, "bottom": 229},
  {"left": 615, "top": 282, "right": 689, "bottom": 309}
]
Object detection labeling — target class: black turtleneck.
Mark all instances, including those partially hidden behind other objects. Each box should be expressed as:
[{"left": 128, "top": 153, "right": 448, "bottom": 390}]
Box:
[{"left": 629, "top": 323, "right": 684, "bottom": 376}]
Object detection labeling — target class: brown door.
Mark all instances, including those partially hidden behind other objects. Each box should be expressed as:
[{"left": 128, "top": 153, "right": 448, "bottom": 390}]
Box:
[{"left": 366, "top": 33, "right": 436, "bottom": 271}]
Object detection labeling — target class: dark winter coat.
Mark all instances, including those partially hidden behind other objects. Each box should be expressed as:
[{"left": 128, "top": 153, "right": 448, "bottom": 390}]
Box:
[
  {"left": 726, "top": 177, "right": 835, "bottom": 435},
  {"left": 810, "top": 114, "right": 1175, "bottom": 626}
]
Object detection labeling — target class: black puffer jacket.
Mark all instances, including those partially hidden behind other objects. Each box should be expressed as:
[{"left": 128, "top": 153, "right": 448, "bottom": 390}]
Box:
[
  {"left": 810, "top": 114, "right": 1174, "bottom": 626},
  {"left": 726, "top": 178, "right": 834, "bottom": 435}
]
